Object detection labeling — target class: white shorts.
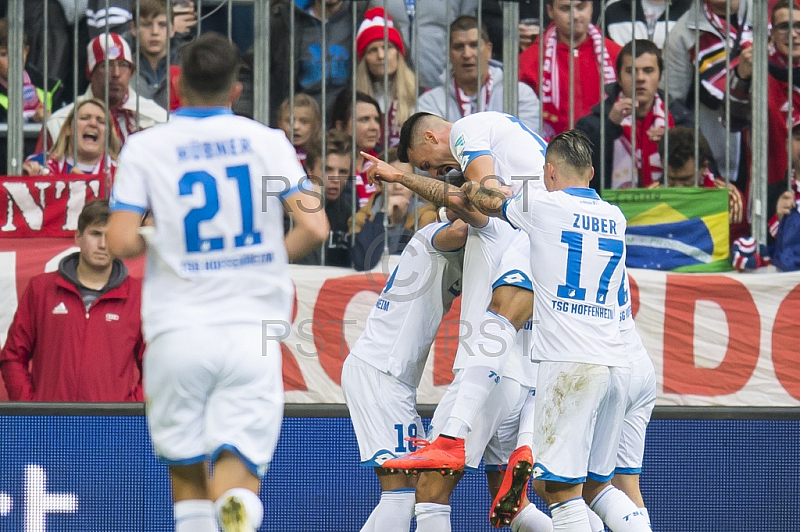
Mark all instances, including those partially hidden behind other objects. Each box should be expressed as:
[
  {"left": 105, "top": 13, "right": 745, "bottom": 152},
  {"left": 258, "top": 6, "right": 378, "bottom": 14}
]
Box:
[
  {"left": 532, "top": 361, "right": 630, "bottom": 484},
  {"left": 341, "top": 355, "right": 424, "bottom": 466},
  {"left": 429, "top": 370, "right": 529, "bottom": 471},
  {"left": 616, "top": 355, "right": 656, "bottom": 474},
  {"left": 144, "top": 325, "right": 283, "bottom": 478}
]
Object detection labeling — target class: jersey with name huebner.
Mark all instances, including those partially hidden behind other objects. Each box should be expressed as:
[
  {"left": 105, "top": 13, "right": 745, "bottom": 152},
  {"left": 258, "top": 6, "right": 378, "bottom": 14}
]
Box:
[
  {"left": 110, "top": 107, "right": 305, "bottom": 341},
  {"left": 350, "top": 222, "right": 464, "bottom": 388},
  {"left": 450, "top": 111, "right": 548, "bottom": 195},
  {"left": 503, "top": 185, "right": 628, "bottom": 366}
]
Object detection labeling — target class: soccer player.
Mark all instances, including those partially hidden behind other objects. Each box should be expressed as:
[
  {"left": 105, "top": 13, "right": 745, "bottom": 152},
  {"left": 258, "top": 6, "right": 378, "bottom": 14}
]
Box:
[
  {"left": 342, "top": 217, "right": 471, "bottom": 532},
  {"left": 463, "top": 129, "right": 652, "bottom": 532},
  {"left": 106, "top": 33, "right": 328, "bottom": 532},
  {"left": 363, "top": 110, "right": 550, "bottom": 531}
]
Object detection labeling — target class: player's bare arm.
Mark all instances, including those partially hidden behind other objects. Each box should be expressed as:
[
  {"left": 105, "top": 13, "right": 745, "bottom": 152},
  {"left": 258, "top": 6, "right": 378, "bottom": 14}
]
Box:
[
  {"left": 107, "top": 211, "right": 147, "bottom": 258},
  {"left": 362, "top": 151, "right": 470, "bottom": 214},
  {"left": 283, "top": 183, "right": 330, "bottom": 262},
  {"left": 432, "top": 219, "right": 471, "bottom": 251},
  {"left": 462, "top": 181, "right": 507, "bottom": 218}
]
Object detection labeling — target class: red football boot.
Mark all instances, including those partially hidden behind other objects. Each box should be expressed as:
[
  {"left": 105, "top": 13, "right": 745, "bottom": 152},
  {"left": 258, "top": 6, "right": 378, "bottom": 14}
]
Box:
[
  {"left": 382, "top": 435, "right": 466, "bottom": 474},
  {"left": 489, "top": 445, "right": 533, "bottom": 528}
]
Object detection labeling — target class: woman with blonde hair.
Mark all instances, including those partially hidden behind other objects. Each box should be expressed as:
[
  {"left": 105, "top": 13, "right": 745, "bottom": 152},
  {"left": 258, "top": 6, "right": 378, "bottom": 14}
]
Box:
[
  {"left": 355, "top": 7, "right": 417, "bottom": 147},
  {"left": 23, "top": 98, "right": 120, "bottom": 178}
]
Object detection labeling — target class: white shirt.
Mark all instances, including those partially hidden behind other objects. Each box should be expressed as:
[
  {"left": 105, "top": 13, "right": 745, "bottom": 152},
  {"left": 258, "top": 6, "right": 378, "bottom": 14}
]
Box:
[
  {"left": 503, "top": 185, "right": 628, "bottom": 366},
  {"left": 619, "top": 271, "right": 649, "bottom": 366},
  {"left": 349, "top": 222, "right": 464, "bottom": 387},
  {"left": 449, "top": 111, "right": 548, "bottom": 196},
  {"left": 110, "top": 107, "right": 305, "bottom": 340}
]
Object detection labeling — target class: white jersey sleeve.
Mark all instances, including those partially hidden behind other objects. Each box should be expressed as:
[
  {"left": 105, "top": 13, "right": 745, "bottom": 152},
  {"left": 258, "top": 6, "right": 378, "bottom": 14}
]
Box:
[
  {"left": 349, "top": 222, "right": 464, "bottom": 388},
  {"left": 504, "top": 183, "right": 629, "bottom": 366},
  {"left": 449, "top": 111, "right": 548, "bottom": 195}
]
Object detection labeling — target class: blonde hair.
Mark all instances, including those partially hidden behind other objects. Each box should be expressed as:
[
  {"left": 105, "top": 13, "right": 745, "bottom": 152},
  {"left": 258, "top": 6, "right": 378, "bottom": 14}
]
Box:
[
  {"left": 355, "top": 51, "right": 417, "bottom": 140},
  {"left": 50, "top": 98, "right": 121, "bottom": 162},
  {"left": 277, "top": 94, "right": 322, "bottom": 145}
]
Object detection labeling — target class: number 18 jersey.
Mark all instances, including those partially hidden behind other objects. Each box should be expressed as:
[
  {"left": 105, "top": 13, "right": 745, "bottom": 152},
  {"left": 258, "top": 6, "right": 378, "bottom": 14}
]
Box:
[
  {"left": 110, "top": 108, "right": 305, "bottom": 341},
  {"left": 503, "top": 185, "right": 628, "bottom": 367}
]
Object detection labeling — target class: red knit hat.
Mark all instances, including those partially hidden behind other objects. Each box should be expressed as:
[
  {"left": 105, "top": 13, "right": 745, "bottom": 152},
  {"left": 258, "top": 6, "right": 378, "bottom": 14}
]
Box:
[
  {"left": 86, "top": 33, "right": 133, "bottom": 77},
  {"left": 356, "top": 7, "right": 406, "bottom": 61}
]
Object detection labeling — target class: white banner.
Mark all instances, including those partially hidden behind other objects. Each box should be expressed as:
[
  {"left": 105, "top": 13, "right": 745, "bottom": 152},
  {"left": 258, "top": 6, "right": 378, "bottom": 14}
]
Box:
[{"left": 2, "top": 239, "right": 799, "bottom": 406}]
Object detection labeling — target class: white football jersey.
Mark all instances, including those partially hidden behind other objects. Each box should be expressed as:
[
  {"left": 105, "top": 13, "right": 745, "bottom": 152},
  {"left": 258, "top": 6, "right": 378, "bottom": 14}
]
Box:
[
  {"left": 450, "top": 111, "right": 547, "bottom": 195},
  {"left": 110, "top": 108, "right": 305, "bottom": 340},
  {"left": 350, "top": 222, "right": 464, "bottom": 388},
  {"left": 504, "top": 185, "right": 628, "bottom": 366},
  {"left": 618, "top": 271, "right": 650, "bottom": 368}
]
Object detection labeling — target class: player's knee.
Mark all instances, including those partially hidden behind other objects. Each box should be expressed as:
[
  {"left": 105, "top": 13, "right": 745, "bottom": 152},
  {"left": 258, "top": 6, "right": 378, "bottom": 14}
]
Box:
[{"left": 415, "top": 471, "right": 460, "bottom": 505}]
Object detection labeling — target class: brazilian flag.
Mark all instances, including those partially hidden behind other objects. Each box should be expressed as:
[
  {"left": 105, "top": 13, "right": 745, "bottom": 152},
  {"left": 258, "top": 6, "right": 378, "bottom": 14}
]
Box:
[{"left": 601, "top": 187, "right": 732, "bottom": 272}]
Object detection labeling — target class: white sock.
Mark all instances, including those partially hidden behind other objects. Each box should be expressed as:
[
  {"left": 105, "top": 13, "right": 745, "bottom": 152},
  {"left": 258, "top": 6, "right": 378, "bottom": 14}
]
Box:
[
  {"left": 214, "top": 487, "right": 264, "bottom": 530},
  {"left": 586, "top": 505, "right": 606, "bottom": 532},
  {"left": 590, "top": 486, "right": 651, "bottom": 532},
  {"left": 360, "top": 489, "right": 415, "bottom": 532},
  {"left": 174, "top": 500, "right": 217, "bottom": 532},
  {"left": 510, "top": 503, "right": 553, "bottom": 532},
  {"left": 516, "top": 388, "right": 537, "bottom": 449},
  {"left": 550, "top": 497, "right": 592, "bottom": 532},
  {"left": 442, "top": 312, "right": 516, "bottom": 439},
  {"left": 415, "top": 502, "right": 451, "bottom": 532}
]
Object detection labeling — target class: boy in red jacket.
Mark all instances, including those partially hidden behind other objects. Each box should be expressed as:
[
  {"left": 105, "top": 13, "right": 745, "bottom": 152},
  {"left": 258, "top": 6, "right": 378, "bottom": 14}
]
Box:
[{"left": 0, "top": 200, "right": 144, "bottom": 401}]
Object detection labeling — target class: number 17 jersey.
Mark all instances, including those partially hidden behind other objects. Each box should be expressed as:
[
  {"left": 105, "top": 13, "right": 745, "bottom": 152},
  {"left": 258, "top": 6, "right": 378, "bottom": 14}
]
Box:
[
  {"left": 503, "top": 185, "right": 628, "bottom": 367},
  {"left": 110, "top": 108, "right": 305, "bottom": 341}
]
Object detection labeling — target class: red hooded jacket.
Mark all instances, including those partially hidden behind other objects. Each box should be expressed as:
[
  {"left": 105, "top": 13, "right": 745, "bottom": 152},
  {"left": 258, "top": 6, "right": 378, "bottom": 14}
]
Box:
[{"left": 0, "top": 254, "right": 144, "bottom": 401}]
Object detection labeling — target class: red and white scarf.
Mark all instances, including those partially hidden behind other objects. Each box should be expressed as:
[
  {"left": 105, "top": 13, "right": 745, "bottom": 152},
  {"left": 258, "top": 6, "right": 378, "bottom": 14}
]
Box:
[
  {"left": 540, "top": 23, "right": 615, "bottom": 108},
  {"left": 612, "top": 92, "right": 673, "bottom": 188},
  {"left": 455, "top": 69, "right": 493, "bottom": 117},
  {"left": 696, "top": 0, "right": 752, "bottom": 104}
]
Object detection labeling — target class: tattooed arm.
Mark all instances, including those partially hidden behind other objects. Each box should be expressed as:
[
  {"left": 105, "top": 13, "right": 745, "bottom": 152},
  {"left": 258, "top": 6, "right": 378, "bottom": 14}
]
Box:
[{"left": 461, "top": 181, "right": 508, "bottom": 218}]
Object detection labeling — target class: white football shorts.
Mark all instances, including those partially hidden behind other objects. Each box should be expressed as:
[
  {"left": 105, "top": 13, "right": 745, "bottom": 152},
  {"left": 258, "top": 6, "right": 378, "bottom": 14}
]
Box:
[
  {"left": 532, "top": 361, "right": 630, "bottom": 484},
  {"left": 144, "top": 324, "right": 283, "bottom": 478},
  {"left": 341, "top": 354, "right": 424, "bottom": 466},
  {"left": 429, "top": 369, "right": 530, "bottom": 471},
  {"left": 616, "top": 355, "right": 656, "bottom": 474}
]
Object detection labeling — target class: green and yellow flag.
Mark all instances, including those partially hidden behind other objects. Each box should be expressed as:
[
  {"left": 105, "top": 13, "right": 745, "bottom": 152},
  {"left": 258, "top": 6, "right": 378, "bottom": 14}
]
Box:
[{"left": 602, "top": 187, "right": 732, "bottom": 272}]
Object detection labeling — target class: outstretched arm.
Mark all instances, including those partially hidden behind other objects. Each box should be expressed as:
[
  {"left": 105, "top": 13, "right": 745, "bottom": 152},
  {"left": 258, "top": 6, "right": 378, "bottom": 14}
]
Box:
[
  {"left": 462, "top": 181, "right": 507, "bottom": 218},
  {"left": 362, "top": 151, "right": 470, "bottom": 214}
]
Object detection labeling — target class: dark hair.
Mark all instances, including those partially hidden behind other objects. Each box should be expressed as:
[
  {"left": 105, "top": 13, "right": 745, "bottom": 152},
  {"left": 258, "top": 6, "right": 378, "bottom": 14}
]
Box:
[
  {"left": 325, "top": 128, "right": 352, "bottom": 158},
  {"left": 78, "top": 199, "right": 110, "bottom": 233},
  {"left": 397, "top": 111, "right": 436, "bottom": 163},
  {"left": 616, "top": 39, "right": 663, "bottom": 78},
  {"left": 0, "top": 18, "right": 29, "bottom": 50},
  {"left": 331, "top": 89, "right": 382, "bottom": 130},
  {"left": 546, "top": 129, "right": 593, "bottom": 171},
  {"left": 658, "top": 126, "right": 713, "bottom": 170},
  {"left": 449, "top": 15, "right": 491, "bottom": 45},
  {"left": 180, "top": 32, "right": 240, "bottom": 97},
  {"left": 772, "top": 0, "right": 800, "bottom": 22}
]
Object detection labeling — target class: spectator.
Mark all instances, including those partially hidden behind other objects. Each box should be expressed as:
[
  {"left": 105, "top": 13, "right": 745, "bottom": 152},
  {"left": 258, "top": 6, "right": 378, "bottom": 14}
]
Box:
[
  {"left": 39, "top": 32, "right": 167, "bottom": 151},
  {"left": 0, "top": 199, "right": 144, "bottom": 402},
  {"left": 369, "top": 0, "right": 478, "bottom": 91},
  {"left": 577, "top": 39, "right": 692, "bottom": 190},
  {"left": 763, "top": 119, "right": 800, "bottom": 271},
  {"left": 127, "top": 0, "right": 188, "bottom": 110},
  {"left": 664, "top": 0, "right": 752, "bottom": 184},
  {"left": 519, "top": 0, "right": 621, "bottom": 140},
  {"left": 730, "top": 0, "right": 800, "bottom": 225},
  {"left": 87, "top": 0, "right": 133, "bottom": 37},
  {"left": 605, "top": 0, "right": 693, "bottom": 48},
  {"left": 355, "top": 7, "right": 416, "bottom": 148},
  {"left": 294, "top": 129, "right": 355, "bottom": 267},
  {"left": 657, "top": 126, "right": 744, "bottom": 225},
  {"left": 22, "top": 98, "right": 120, "bottom": 177},
  {"left": 268, "top": 0, "right": 365, "bottom": 125},
  {"left": 417, "top": 15, "right": 541, "bottom": 132},
  {"left": 277, "top": 93, "right": 322, "bottom": 168},
  {"left": 350, "top": 148, "right": 438, "bottom": 271},
  {"left": 333, "top": 90, "right": 382, "bottom": 208},
  {"left": 0, "top": 19, "right": 63, "bottom": 123}
]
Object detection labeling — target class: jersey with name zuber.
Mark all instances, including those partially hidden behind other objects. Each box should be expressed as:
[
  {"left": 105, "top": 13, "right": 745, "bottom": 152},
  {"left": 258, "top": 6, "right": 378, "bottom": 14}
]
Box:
[{"left": 503, "top": 185, "right": 628, "bottom": 367}]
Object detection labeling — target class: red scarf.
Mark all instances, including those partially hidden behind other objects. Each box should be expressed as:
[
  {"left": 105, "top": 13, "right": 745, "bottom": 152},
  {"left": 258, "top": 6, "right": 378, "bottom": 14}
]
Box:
[
  {"left": 454, "top": 69, "right": 492, "bottom": 117},
  {"left": 612, "top": 92, "right": 673, "bottom": 188},
  {"left": 1, "top": 71, "right": 42, "bottom": 121}
]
